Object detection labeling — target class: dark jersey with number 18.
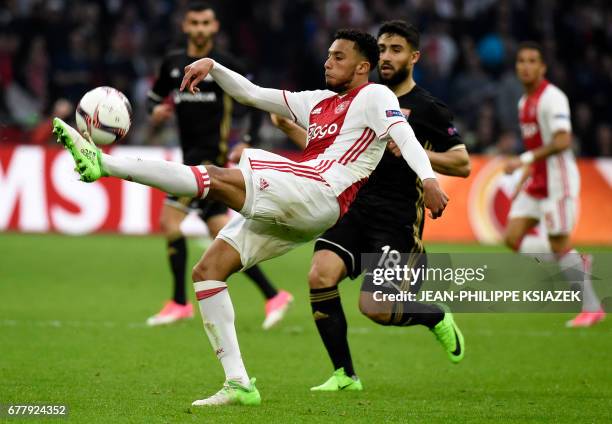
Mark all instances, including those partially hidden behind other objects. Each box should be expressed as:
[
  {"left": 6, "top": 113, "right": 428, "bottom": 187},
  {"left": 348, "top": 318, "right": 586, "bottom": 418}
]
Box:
[{"left": 314, "top": 85, "right": 464, "bottom": 278}]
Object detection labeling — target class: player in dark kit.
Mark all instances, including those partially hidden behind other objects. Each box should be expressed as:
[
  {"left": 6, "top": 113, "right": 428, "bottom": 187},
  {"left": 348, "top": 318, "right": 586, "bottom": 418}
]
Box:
[
  {"left": 275, "top": 20, "right": 471, "bottom": 390},
  {"left": 146, "top": 1, "right": 292, "bottom": 329}
]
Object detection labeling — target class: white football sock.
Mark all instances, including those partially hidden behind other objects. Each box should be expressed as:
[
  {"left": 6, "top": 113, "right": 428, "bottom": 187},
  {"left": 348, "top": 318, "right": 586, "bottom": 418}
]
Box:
[
  {"left": 193, "top": 280, "right": 249, "bottom": 386},
  {"left": 101, "top": 153, "right": 210, "bottom": 198},
  {"left": 557, "top": 249, "right": 601, "bottom": 312}
]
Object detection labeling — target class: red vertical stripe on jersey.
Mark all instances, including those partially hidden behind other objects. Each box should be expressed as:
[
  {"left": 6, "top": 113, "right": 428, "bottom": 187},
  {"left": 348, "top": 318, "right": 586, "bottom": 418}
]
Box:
[
  {"left": 339, "top": 128, "right": 371, "bottom": 164},
  {"left": 346, "top": 130, "right": 376, "bottom": 164},
  {"left": 336, "top": 177, "right": 368, "bottom": 218},
  {"left": 282, "top": 90, "right": 298, "bottom": 123},
  {"left": 520, "top": 80, "right": 549, "bottom": 198}
]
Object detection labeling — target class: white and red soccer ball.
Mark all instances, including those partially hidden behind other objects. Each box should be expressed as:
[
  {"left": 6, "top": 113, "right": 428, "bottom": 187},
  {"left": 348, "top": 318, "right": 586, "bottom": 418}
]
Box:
[{"left": 75, "top": 86, "right": 132, "bottom": 145}]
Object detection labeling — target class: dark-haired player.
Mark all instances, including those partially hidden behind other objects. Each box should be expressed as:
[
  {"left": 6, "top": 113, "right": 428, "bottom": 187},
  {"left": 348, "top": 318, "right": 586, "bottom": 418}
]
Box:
[
  {"left": 274, "top": 20, "right": 470, "bottom": 390},
  {"left": 504, "top": 41, "right": 604, "bottom": 327},
  {"left": 146, "top": 1, "right": 292, "bottom": 329},
  {"left": 54, "top": 28, "right": 449, "bottom": 405}
]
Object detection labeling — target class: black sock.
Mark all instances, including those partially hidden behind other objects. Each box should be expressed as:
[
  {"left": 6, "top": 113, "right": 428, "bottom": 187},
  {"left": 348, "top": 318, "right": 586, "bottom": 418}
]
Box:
[
  {"left": 310, "top": 287, "right": 355, "bottom": 377},
  {"left": 392, "top": 301, "right": 444, "bottom": 329},
  {"left": 244, "top": 266, "right": 278, "bottom": 299},
  {"left": 167, "top": 237, "right": 187, "bottom": 305}
]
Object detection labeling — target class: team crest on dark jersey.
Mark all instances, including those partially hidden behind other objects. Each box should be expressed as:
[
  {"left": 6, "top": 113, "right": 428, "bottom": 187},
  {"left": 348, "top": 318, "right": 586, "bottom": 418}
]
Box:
[{"left": 400, "top": 108, "right": 411, "bottom": 118}]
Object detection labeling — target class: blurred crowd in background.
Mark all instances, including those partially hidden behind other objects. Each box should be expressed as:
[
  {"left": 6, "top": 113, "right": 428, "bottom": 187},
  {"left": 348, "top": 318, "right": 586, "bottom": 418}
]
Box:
[{"left": 0, "top": 0, "right": 610, "bottom": 156}]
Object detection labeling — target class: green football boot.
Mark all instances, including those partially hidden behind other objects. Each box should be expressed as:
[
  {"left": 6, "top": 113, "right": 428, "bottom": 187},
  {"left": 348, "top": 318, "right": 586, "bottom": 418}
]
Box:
[
  {"left": 52, "top": 117, "right": 107, "bottom": 182},
  {"left": 310, "top": 368, "right": 363, "bottom": 392},
  {"left": 431, "top": 307, "right": 465, "bottom": 363},
  {"left": 192, "top": 378, "right": 261, "bottom": 406}
]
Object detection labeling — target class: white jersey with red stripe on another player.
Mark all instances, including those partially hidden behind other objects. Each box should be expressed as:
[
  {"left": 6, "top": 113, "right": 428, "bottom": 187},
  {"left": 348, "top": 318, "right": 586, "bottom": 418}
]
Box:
[{"left": 510, "top": 79, "right": 579, "bottom": 234}]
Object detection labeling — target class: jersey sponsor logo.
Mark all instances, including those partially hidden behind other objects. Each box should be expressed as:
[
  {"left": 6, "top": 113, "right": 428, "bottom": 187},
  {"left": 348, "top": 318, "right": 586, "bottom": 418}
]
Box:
[
  {"left": 385, "top": 109, "right": 403, "bottom": 118},
  {"left": 312, "top": 107, "right": 322, "bottom": 115},
  {"left": 553, "top": 114, "right": 569, "bottom": 120},
  {"left": 173, "top": 91, "right": 217, "bottom": 103},
  {"left": 520, "top": 122, "right": 539, "bottom": 139},
  {"left": 170, "top": 68, "right": 181, "bottom": 78},
  {"left": 307, "top": 122, "right": 340, "bottom": 141},
  {"left": 334, "top": 101, "right": 350, "bottom": 114}
]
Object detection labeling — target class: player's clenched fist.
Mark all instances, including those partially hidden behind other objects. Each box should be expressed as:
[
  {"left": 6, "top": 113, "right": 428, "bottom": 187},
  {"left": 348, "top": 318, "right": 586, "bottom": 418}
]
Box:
[
  {"left": 180, "top": 58, "right": 215, "bottom": 94},
  {"left": 422, "top": 178, "right": 449, "bottom": 219}
]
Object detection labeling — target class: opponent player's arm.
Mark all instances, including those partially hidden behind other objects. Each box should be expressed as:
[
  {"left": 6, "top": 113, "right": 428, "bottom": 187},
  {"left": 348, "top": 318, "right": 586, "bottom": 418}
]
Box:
[
  {"left": 147, "top": 58, "right": 174, "bottom": 126},
  {"left": 386, "top": 122, "right": 448, "bottom": 218},
  {"left": 425, "top": 146, "right": 470, "bottom": 177},
  {"left": 388, "top": 141, "right": 470, "bottom": 177},
  {"left": 181, "top": 58, "right": 292, "bottom": 118},
  {"left": 386, "top": 122, "right": 437, "bottom": 181},
  {"left": 270, "top": 113, "right": 307, "bottom": 149}
]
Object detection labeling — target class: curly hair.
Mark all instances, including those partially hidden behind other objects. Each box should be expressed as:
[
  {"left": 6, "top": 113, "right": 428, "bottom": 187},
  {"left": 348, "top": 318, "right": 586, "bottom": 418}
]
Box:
[{"left": 334, "top": 29, "right": 379, "bottom": 70}]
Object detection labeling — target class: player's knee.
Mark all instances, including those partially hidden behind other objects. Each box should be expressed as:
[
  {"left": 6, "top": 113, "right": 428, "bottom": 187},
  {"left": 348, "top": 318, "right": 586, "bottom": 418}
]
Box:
[
  {"left": 191, "top": 259, "right": 217, "bottom": 282},
  {"left": 358, "top": 295, "right": 392, "bottom": 325},
  {"left": 160, "top": 218, "right": 181, "bottom": 239},
  {"left": 307, "top": 265, "right": 339, "bottom": 289}
]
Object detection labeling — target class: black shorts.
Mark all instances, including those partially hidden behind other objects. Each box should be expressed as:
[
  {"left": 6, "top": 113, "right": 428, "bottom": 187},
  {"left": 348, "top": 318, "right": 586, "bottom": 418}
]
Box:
[
  {"left": 165, "top": 194, "right": 228, "bottom": 222},
  {"left": 314, "top": 204, "right": 424, "bottom": 280}
]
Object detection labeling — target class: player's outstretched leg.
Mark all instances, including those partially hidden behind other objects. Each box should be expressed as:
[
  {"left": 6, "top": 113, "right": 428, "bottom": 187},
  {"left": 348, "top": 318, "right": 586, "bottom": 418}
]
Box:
[
  {"left": 54, "top": 118, "right": 250, "bottom": 210},
  {"left": 430, "top": 305, "right": 465, "bottom": 364}
]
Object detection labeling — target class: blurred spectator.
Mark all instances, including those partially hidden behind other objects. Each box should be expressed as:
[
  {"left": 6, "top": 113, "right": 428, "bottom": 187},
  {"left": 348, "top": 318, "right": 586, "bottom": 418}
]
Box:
[
  {"left": 30, "top": 99, "right": 74, "bottom": 145},
  {"left": 596, "top": 124, "right": 612, "bottom": 157},
  {"left": 0, "top": 0, "right": 609, "bottom": 157}
]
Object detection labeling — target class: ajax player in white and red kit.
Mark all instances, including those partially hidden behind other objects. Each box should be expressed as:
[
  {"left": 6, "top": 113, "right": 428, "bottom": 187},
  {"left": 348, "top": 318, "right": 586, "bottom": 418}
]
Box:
[
  {"left": 504, "top": 42, "right": 604, "bottom": 328},
  {"left": 52, "top": 29, "right": 448, "bottom": 406}
]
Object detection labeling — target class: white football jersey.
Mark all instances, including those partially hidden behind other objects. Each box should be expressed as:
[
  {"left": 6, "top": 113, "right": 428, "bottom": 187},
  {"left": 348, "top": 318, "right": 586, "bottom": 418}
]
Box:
[
  {"left": 282, "top": 82, "right": 407, "bottom": 214},
  {"left": 518, "top": 80, "right": 579, "bottom": 199}
]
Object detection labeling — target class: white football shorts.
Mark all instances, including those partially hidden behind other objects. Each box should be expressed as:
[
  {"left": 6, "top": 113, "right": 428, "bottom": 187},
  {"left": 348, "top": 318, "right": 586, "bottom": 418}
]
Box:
[
  {"left": 509, "top": 190, "right": 577, "bottom": 236},
  {"left": 217, "top": 149, "right": 340, "bottom": 269}
]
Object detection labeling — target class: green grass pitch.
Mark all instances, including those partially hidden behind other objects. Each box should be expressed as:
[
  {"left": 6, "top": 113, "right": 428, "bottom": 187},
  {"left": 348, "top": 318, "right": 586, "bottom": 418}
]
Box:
[{"left": 0, "top": 233, "right": 610, "bottom": 423}]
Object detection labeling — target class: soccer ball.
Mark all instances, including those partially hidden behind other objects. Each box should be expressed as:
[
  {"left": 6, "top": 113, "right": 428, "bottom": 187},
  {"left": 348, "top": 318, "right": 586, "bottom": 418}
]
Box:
[{"left": 75, "top": 86, "right": 132, "bottom": 145}]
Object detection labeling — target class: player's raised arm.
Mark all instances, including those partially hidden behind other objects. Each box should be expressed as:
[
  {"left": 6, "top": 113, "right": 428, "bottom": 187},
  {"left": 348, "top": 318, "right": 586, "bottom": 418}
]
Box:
[
  {"left": 270, "top": 113, "right": 307, "bottom": 149},
  {"left": 181, "top": 58, "right": 292, "bottom": 118}
]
